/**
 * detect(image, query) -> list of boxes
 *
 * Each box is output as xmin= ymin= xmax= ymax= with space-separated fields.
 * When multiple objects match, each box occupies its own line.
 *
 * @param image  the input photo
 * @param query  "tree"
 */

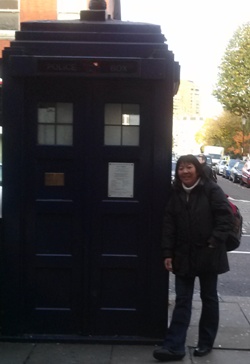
xmin=195 ymin=111 xmax=249 ymax=157
xmin=213 ymin=22 xmax=250 ymax=118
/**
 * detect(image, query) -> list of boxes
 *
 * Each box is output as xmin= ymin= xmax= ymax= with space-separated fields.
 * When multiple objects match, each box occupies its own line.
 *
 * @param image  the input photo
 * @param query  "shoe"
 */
xmin=193 ymin=347 xmax=212 ymax=357
xmin=153 ymin=347 xmax=185 ymax=361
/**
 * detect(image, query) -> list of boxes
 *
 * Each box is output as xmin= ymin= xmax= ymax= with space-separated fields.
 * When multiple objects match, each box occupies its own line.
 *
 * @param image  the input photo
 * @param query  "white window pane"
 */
xmin=105 ymin=104 xmax=121 ymax=125
xmin=38 ymin=107 xmax=56 ymax=124
xmin=122 ymin=113 xmax=140 ymax=126
xmin=38 ymin=125 xmax=55 ymax=145
xmin=57 ymin=103 xmax=73 ymax=124
xmin=105 ymin=126 xmax=121 ymax=145
xmin=0 ymin=12 xmax=19 ymax=30
xmin=56 ymin=125 xmax=73 ymax=145
xmin=122 ymin=104 xmax=140 ymax=126
xmin=57 ymin=0 xmax=83 ymax=12
xmin=0 ymin=1 xmax=18 ymax=10
xmin=122 ymin=126 xmax=140 ymax=146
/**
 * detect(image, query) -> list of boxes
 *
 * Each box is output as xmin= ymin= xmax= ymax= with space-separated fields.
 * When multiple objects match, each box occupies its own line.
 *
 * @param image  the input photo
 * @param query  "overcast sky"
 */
xmin=121 ymin=0 xmax=250 ymax=116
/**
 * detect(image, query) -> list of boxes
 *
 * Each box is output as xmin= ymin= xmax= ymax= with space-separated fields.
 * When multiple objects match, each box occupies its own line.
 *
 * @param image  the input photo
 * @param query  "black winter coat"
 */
xmin=162 ymin=178 xmax=233 ymax=276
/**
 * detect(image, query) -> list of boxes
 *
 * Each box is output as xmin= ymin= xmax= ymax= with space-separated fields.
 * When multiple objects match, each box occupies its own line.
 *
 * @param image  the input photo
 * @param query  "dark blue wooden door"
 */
xmin=17 ymin=78 xmax=157 ymax=336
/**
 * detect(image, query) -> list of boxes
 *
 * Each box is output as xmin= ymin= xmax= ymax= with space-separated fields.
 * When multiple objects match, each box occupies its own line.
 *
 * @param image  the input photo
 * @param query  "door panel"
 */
xmin=23 ymin=78 xmax=153 ymax=336
xmin=88 ymin=82 xmax=152 ymax=335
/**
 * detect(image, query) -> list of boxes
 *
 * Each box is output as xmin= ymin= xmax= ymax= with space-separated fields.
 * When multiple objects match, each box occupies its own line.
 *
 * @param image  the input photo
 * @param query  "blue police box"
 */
xmin=1 ymin=7 xmax=179 ymax=340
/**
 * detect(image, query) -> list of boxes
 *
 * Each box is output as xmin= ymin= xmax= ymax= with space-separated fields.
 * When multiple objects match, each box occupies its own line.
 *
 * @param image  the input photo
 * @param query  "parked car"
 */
xmin=241 ymin=161 xmax=250 ymax=187
xmin=215 ymin=159 xmax=227 ymax=175
xmin=222 ymin=159 xmax=238 ymax=179
xmin=229 ymin=160 xmax=245 ymax=183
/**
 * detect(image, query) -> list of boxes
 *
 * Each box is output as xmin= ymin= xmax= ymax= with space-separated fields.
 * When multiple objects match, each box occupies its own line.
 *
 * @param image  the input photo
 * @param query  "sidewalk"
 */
xmin=0 ymin=294 xmax=249 ymax=363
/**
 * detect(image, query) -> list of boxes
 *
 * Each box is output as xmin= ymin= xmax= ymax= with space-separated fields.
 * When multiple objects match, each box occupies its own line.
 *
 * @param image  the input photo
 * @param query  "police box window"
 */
xmin=0 ymin=0 xmax=19 ymax=31
xmin=37 ymin=102 xmax=73 ymax=146
xmin=104 ymin=103 xmax=140 ymax=146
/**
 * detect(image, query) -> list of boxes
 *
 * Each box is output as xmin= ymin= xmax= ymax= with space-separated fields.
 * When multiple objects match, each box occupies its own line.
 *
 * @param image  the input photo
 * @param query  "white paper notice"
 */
xmin=108 ymin=163 xmax=134 ymax=198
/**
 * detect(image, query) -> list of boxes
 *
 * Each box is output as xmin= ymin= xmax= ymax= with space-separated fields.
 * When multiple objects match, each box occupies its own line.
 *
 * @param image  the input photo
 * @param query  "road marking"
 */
xmin=228 ymin=197 xmax=250 ymax=203
xmin=229 ymin=251 xmax=250 ymax=254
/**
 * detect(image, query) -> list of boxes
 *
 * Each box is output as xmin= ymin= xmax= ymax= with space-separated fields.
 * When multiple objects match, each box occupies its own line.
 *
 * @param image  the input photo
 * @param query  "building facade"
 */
xmin=173 ymin=79 xmax=201 ymax=117
xmin=173 ymin=80 xmax=204 ymax=156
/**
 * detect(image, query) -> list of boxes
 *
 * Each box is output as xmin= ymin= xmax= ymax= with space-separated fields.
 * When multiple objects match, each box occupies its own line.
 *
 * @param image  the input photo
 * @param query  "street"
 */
xmin=217 ymin=174 xmax=250 ymax=234
xmin=169 ymin=175 xmax=250 ymax=297
xmin=217 ymin=175 xmax=250 ymax=297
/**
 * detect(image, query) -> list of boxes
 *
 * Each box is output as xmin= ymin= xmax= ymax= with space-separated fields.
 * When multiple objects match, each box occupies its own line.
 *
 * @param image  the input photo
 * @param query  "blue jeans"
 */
xmin=163 ymin=274 xmax=219 ymax=354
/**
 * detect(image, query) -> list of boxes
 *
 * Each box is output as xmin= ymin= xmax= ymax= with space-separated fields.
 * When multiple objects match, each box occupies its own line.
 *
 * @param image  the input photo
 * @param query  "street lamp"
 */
xmin=242 ymin=116 xmax=247 ymax=157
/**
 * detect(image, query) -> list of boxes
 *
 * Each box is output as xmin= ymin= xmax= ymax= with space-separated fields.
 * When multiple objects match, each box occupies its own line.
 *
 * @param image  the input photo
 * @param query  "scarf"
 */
xmin=182 ymin=178 xmax=201 ymax=201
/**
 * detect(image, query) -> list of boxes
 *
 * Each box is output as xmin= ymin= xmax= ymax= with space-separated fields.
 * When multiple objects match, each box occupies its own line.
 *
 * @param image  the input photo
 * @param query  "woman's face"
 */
xmin=178 ymin=162 xmax=199 ymax=187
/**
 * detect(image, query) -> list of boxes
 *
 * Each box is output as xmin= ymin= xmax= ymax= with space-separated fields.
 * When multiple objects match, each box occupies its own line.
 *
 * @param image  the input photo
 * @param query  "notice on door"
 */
xmin=108 ymin=163 xmax=134 ymax=198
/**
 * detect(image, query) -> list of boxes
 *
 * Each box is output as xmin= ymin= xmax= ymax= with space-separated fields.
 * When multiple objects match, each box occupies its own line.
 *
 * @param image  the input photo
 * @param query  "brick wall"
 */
xmin=0 ymin=0 xmax=57 ymax=58
xmin=20 ymin=0 xmax=57 ymax=22
xmin=0 ymin=40 xmax=10 ymax=60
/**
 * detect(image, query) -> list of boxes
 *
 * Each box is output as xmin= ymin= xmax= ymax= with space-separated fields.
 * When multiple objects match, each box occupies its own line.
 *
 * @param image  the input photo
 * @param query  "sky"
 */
xmin=121 ymin=0 xmax=250 ymax=117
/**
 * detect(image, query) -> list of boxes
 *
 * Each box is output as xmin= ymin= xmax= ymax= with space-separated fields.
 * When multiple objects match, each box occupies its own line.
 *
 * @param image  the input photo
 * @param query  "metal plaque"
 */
xmin=108 ymin=162 xmax=134 ymax=198
xmin=45 ymin=173 xmax=65 ymax=186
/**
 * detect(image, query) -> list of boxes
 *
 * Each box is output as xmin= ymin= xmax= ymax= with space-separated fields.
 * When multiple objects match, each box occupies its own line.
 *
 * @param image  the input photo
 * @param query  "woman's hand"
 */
xmin=164 ymin=258 xmax=173 ymax=272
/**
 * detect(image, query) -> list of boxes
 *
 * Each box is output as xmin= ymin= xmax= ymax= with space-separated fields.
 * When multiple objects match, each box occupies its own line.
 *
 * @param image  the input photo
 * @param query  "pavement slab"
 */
xmin=0 ymin=342 xmax=34 ymax=364
xmin=27 ymin=343 xmax=112 ymax=364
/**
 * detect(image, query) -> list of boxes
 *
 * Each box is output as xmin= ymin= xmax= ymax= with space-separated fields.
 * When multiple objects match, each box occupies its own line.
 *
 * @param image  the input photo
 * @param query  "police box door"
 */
xmin=22 ymin=77 xmax=155 ymax=336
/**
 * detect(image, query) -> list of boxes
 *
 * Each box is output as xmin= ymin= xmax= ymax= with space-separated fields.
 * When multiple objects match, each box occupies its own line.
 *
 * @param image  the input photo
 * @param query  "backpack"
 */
xmin=226 ymin=198 xmax=243 ymax=251
xmin=204 ymin=186 xmax=243 ymax=251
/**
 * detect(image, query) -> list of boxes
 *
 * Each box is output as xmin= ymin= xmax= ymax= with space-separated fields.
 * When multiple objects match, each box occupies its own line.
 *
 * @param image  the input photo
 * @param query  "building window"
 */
xmin=0 ymin=0 xmax=19 ymax=29
xmin=0 ymin=0 xmax=18 ymax=10
xmin=104 ymin=103 xmax=140 ymax=146
xmin=57 ymin=0 xmax=85 ymax=20
xmin=38 ymin=103 xmax=73 ymax=146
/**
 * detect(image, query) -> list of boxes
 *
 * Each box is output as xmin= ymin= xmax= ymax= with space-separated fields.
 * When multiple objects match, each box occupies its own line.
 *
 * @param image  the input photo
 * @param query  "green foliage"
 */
xmin=195 ymin=111 xmax=250 ymax=156
xmin=213 ymin=22 xmax=250 ymax=117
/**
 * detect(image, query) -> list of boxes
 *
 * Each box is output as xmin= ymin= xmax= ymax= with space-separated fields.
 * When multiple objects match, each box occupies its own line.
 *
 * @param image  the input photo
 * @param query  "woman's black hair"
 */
xmin=174 ymin=154 xmax=206 ymax=186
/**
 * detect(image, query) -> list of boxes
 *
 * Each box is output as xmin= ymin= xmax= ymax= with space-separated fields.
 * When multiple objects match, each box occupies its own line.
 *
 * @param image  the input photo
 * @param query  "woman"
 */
xmin=153 ymin=154 xmax=233 ymax=362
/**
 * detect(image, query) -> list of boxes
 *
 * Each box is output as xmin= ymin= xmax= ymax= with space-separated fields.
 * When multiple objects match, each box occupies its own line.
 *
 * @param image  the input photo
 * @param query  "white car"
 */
xmin=216 ymin=160 xmax=227 ymax=175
